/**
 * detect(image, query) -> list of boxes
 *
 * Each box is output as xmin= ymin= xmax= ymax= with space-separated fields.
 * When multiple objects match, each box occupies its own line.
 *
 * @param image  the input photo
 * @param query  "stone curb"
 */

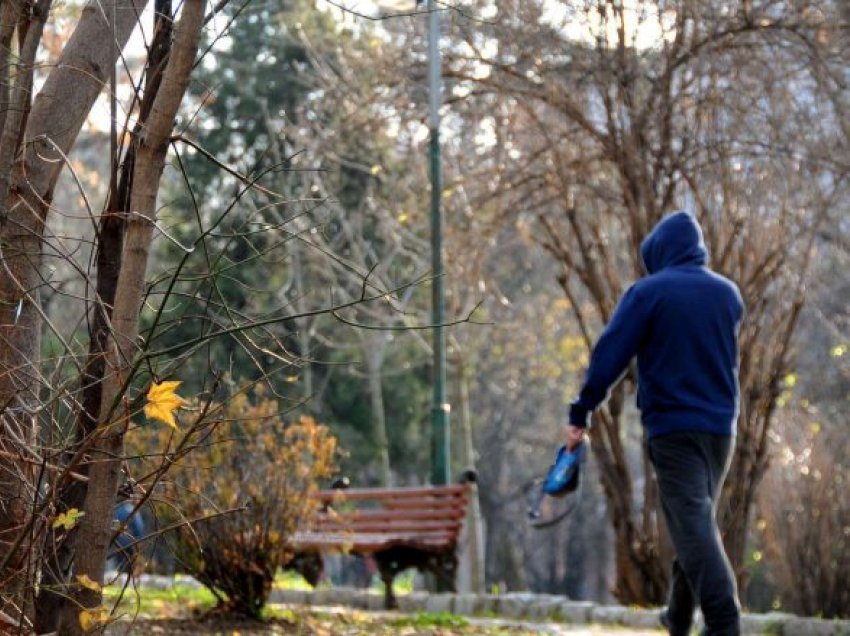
xmin=268 ymin=588 xmax=850 ymax=635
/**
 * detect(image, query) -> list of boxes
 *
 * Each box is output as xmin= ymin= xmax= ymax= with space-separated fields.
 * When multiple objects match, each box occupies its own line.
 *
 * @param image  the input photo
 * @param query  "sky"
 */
xmin=84 ymin=0 xmax=673 ymax=134
xmin=317 ymin=0 xmax=673 ymax=49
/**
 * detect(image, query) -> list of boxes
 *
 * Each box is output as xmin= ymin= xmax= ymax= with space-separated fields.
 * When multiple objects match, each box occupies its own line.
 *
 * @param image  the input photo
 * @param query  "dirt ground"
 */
xmin=104 ymin=606 xmax=665 ymax=635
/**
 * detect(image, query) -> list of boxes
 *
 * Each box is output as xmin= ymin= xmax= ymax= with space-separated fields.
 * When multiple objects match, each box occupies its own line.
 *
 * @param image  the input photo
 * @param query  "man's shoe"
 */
xmin=660 ymin=610 xmax=673 ymax=633
xmin=660 ymin=609 xmax=691 ymax=636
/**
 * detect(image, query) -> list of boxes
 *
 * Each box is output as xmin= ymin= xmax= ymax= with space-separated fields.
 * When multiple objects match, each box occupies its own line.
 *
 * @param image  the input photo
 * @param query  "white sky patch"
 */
xmin=542 ymin=0 xmax=676 ymax=50
xmin=85 ymin=2 xmax=155 ymax=134
xmin=319 ymin=0 xmax=674 ymax=51
xmin=360 ymin=0 xmax=416 ymax=10
xmin=79 ymin=0 xmax=676 ymax=148
xmin=474 ymin=117 xmax=496 ymax=155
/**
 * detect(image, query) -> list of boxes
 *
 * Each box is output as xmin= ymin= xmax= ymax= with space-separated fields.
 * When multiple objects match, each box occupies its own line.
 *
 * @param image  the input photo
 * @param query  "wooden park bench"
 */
xmin=287 ymin=482 xmax=472 ymax=609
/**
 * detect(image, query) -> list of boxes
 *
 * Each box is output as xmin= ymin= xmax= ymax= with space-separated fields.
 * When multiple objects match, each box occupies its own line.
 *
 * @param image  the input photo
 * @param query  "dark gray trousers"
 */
xmin=649 ymin=432 xmax=741 ymax=636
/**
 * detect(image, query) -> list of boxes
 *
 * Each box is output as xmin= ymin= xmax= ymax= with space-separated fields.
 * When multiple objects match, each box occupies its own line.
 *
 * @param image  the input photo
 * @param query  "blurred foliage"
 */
xmin=749 ymin=229 xmax=850 ymax=617
xmin=755 ymin=403 xmax=850 ymax=618
xmin=144 ymin=0 xmax=336 ymax=400
xmin=143 ymin=0 xmax=435 ymax=488
xmin=127 ymin=388 xmax=337 ymax=618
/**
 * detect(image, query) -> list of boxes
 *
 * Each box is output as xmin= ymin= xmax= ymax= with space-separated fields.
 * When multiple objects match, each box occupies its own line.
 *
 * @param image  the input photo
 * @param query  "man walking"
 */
xmin=565 ymin=210 xmax=743 ymax=636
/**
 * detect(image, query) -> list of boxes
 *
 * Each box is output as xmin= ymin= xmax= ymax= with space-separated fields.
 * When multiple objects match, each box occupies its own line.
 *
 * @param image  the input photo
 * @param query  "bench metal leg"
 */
xmin=375 ymin=554 xmax=400 ymax=609
xmin=433 ymin=552 xmax=458 ymax=592
xmin=284 ymin=552 xmax=324 ymax=587
xmin=374 ymin=547 xmax=459 ymax=609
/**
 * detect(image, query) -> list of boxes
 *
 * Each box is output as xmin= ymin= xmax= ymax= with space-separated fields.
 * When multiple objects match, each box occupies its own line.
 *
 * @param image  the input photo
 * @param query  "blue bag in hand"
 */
xmin=541 ymin=441 xmax=586 ymax=497
xmin=527 ymin=441 xmax=587 ymax=526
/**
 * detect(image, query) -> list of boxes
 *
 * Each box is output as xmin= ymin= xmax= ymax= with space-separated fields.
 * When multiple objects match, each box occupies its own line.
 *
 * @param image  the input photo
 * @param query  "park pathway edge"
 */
xmin=268 ymin=587 xmax=850 ymax=636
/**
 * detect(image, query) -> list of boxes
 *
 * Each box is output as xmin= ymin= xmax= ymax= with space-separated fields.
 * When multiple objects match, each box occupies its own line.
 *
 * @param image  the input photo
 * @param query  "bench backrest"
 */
xmin=299 ymin=484 xmax=470 ymax=550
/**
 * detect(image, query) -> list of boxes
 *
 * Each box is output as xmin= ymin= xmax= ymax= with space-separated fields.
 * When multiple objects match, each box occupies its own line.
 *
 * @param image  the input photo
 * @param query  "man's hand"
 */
xmin=565 ymin=424 xmax=587 ymax=451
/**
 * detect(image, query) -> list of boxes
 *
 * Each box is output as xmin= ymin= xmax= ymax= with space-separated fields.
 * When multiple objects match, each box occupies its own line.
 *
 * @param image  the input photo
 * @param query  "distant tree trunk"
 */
xmin=293 ymin=246 xmax=315 ymax=398
xmin=455 ymin=354 xmax=485 ymax=593
xmin=262 ymin=110 xmax=315 ymax=403
xmin=366 ymin=343 xmax=392 ymax=486
xmin=0 ymin=0 xmax=147 ymax=620
xmin=585 ymin=393 xmax=668 ymax=602
xmin=57 ymin=1 xmax=206 ymax=631
xmin=718 ymin=273 xmax=807 ymax=576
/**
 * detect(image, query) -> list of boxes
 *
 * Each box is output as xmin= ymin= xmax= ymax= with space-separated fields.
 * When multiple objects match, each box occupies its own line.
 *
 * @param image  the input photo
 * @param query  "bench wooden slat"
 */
xmin=310 ymin=520 xmax=462 ymax=534
xmin=315 ymin=508 xmax=466 ymax=523
xmin=291 ymin=530 xmax=456 ymax=544
xmin=310 ymin=484 xmax=468 ymax=502
xmin=288 ymin=481 xmax=473 ymax=611
xmin=290 ymin=531 xmax=455 ymax=554
xmin=314 ymin=515 xmax=463 ymax=526
xmin=381 ymin=501 xmax=468 ymax=513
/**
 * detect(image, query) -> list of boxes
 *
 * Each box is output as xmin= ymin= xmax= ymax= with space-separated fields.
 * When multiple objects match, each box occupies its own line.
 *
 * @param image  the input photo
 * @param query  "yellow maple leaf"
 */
xmin=76 ymin=574 xmax=101 ymax=592
xmin=52 ymin=508 xmax=84 ymax=531
xmin=78 ymin=605 xmax=110 ymax=631
xmin=144 ymin=380 xmax=185 ymax=429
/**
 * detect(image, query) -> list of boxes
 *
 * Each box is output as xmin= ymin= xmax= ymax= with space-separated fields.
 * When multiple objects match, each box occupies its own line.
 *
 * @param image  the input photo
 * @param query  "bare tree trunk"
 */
xmin=0 ymin=4 xmax=52 ymax=620
xmin=719 ymin=288 xmax=806 ymax=581
xmin=57 ymin=1 xmax=206 ymax=631
xmin=366 ymin=343 xmax=392 ymax=486
xmin=34 ymin=2 xmax=174 ymax=629
xmin=261 ymin=108 xmax=316 ymax=404
xmin=589 ymin=407 xmax=668 ymax=603
xmin=455 ymin=355 xmax=485 ymax=593
xmin=0 ymin=0 xmax=148 ymax=618
xmin=293 ymin=246 xmax=314 ymax=399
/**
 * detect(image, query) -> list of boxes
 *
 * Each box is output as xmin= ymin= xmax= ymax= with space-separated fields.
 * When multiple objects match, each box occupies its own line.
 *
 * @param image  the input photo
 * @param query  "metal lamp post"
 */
xmin=375 ymin=7 xmax=483 ymax=592
xmin=425 ymin=0 xmax=450 ymax=487
xmin=373 ymin=0 xmax=449 ymax=486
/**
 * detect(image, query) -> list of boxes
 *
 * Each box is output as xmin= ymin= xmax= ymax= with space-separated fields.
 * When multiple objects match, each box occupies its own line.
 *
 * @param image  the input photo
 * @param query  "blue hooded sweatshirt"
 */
xmin=568 ymin=211 xmax=744 ymax=439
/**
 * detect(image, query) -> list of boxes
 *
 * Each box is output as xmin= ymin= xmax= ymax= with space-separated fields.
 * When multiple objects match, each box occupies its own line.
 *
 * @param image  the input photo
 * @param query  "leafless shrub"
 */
xmin=757 ymin=406 xmax=850 ymax=618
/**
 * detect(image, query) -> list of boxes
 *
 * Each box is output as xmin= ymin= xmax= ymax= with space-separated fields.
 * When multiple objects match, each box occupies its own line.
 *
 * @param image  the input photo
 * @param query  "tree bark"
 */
xmin=456 ymin=354 xmax=485 ymax=594
xmin=0 ymin=0 xmax=148 ymax=618
xmin=33 ymin=2 xmax=174 ymax=629
xmin=57 ymin=1 xmax=206 ymax=632
xmin=366 ymin=342 xmax=392 ymax=486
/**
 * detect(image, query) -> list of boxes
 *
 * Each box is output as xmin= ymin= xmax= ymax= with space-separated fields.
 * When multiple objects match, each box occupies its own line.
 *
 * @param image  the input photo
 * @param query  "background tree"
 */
xmin=756 ymin=404 xmax=850 ymax=618
xmin=172 ymin=2 xmax=444 ymax=487
xmin=441 ymin=0 xmax=848 ymax=603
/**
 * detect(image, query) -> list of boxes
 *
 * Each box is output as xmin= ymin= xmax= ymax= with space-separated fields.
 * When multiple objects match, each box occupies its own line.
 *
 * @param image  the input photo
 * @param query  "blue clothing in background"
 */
xmin=568 ymin=211 xmax=744 ymax=439
xmin=111 ymin=501 xmax=145 ymax=572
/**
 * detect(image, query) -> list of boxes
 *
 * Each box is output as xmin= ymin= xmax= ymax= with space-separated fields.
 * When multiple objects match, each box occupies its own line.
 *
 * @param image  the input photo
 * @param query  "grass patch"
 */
xmin=99 ymin=587 xmax=556 ymax=635
xmin=389 ymin=611 xmax=470 ymax=629
xmin=274 ymin=566 xmax=416 ymax=596
xmin=374 ymin=569 xmax=416 ymax=595
xmin=273 ymin=569 xmax=315 ymax=591
xmin=104 ymin=581 xmax=216 ymax=618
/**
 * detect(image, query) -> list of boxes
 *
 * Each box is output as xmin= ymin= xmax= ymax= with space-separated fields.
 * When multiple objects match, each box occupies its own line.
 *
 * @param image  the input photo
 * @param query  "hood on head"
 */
xmin=640 ymin=211 xmax=708 ymax=274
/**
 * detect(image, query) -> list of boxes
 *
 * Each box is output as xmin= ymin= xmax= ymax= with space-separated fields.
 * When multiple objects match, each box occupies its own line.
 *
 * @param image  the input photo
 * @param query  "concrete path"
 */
xmin=303 ymin=604 xmax=665 ymax=635
xmin=270 ymin=587 xmax=850 ymax=635
xmin=472 ymin=624 xmax=661 ymax=635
